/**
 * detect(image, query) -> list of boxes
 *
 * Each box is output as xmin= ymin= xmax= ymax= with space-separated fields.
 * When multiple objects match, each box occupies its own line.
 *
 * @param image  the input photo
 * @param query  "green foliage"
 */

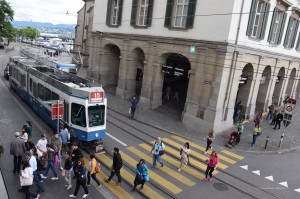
xmin=0 ymin=0 xmax=14 ymax=40
xmin=14 ymin=27 xmax=40 ymax=40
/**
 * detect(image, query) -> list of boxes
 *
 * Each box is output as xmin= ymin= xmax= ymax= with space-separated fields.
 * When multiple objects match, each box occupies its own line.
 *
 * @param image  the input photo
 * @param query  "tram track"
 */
xmin=106 ymin=111 xmax=282 ymax=199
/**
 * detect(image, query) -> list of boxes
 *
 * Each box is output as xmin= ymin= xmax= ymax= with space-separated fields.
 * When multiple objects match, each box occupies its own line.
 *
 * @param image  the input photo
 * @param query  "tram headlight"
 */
xmin=95 ymin=133 xmax=99 ymax=138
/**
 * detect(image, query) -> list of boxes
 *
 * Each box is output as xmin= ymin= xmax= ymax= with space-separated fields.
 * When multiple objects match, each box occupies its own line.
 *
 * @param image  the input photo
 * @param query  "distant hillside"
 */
xmin=12 ymin=21 xmax=75 ymax=30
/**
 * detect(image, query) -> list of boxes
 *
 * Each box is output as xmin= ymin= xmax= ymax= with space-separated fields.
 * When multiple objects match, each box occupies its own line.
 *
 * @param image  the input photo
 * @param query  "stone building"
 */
xmin=79 ymin=0 xmax=300 ymax=132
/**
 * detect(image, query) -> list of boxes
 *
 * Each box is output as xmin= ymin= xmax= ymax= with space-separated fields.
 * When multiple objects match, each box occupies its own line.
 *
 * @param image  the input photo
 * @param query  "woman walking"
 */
xmin=254 ymin=112 xmax=263 ymax=126
xmin=40 ymin=144 xmax=58 ymax=180
xmin=20 ymin=160 xmax=40 ymax=199
xmin=132 ymin=159 xmax=149 ymax=191
xmin=87 ymin=153 xmax=101 ymax=188
xmin=203 ymin=151 xmax=219 ymax=181
xmin=178 ymin=142 xmax=190 ymax=171
xmin=204 ymin=130 xmax=215 ymax=154
xmin=69 ymin=158 xmax=89 ymax=198
xmin=270 ymin=110 xmax=278 ymax=125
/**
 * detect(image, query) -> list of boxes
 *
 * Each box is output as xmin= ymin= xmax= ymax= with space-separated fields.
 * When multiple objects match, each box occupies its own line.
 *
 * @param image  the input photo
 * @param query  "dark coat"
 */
xmin=276 ymin=113 xmax=283 ymax=122
xmin=112 ymin=153 xmax=122 ymax=171
xmin=72 ymin=148 xmax=83 ymax=162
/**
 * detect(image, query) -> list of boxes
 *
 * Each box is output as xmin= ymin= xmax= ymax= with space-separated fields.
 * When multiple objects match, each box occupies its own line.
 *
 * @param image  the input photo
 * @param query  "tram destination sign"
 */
xmin=161 ymin=64 xmax=187 ymax=77
xmin=90 ymin=92 xmax=104 ymax=103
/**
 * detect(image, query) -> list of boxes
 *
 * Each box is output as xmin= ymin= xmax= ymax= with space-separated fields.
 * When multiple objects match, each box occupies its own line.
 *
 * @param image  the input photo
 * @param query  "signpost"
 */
xmin=52 ymin=101 xmax=64 ymax=134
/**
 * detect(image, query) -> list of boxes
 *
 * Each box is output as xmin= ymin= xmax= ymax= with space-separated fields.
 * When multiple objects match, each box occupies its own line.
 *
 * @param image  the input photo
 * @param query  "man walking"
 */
xmin=130 ymin=97 xmax=139 ymax=119
xmin=10 ymin=132 xmax=26 ymax=174
xmin=59 ymin=125 xmax=69 ymax=152
xmin=105 ymin=147 xmax=122 ymax=185
xmin=274 ymin=111 xmax=283 ymax=129
xmin=251 ymin=125 xmax=262 ymax=147
xmin=150 ymin=137 xmax=165 ymax=168
xmin=267 ymin=104 xmax=275 ymax=120
xmin=50 ymin=131 xmax=62 ymax=169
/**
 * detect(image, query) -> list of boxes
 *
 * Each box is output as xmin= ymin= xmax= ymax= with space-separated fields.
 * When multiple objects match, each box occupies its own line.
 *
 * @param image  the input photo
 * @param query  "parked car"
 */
xmin=4 ymin=65 xmax=9 ymax=80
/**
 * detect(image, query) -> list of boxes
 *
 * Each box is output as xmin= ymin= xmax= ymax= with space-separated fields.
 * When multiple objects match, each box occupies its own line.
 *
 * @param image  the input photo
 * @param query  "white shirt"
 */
xmin=21 ymin=167 xmax=33 ymax=178
xmin=21 ymin=133 xmax=28 ymax=142
xmin=36 ymin=138 xmax=47 ymax=152
xmin=181 ymin=147 xmax=190 ymax=159
xmin=28 ymin=156 xmax=37 ymax=172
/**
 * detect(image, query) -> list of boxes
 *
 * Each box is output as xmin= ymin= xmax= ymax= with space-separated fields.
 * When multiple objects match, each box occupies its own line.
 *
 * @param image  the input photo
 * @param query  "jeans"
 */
xmin=251 ymin=134 xmax=259 ymax=146
xmin=13 ymin=155 xmax=22 ymax=173
xmin=74 ymin=179 xmax=88 ymax=196
xmin=205 ymin=165 xmax=215 ymax=178
xmin=152 ymin=154 xmax=163 ymax=168
xmin=65 ymin=169 xmax=72 ymax=187
xmin=87 ymin=172 xmax=100 ymax=186
xmin=33 ymin=170 xmax=45 ymax=192
xmin=108 ymin=169 xmax=122 ymax=183
xmin=22 ymin=185 xmax=38 ymax=199
xmin=266 ymin=111 xmax=273 ymax=120
xmin=274 ymin=121 xmax=281 ymax=129
xmin=44 ymin=161 xmax=58 ymax=177
xmin=205 ymin=140 xmax=212 ymax=151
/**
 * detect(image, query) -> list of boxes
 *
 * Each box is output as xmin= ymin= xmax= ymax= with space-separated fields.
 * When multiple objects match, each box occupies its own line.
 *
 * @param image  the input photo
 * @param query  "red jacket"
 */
xmin=208 ymin=156 xmax=219 ymax=167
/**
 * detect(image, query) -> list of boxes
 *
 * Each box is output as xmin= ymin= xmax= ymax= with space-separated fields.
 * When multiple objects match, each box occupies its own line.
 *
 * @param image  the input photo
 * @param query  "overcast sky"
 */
xmin=8 ymin=0 xmax=85 ymax=24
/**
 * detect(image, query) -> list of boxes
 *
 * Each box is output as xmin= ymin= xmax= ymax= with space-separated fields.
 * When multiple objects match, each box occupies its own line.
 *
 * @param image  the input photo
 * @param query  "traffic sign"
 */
xmin=52 ymin=103 xmax=64 ymax=120
xmin=286 ymin=106 xmax=292 ymax=113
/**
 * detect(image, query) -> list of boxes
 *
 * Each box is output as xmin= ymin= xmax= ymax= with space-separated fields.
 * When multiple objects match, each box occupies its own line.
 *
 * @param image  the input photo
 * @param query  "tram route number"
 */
xmin=90 ymin=92 xmax=104 ymax=103
xmin=52 ymin=103 xmax=64 ymax=120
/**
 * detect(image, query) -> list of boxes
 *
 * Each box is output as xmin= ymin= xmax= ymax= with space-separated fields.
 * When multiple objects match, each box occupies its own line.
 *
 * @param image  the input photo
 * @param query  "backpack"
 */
xmin=95 ymin=162 xmax=101 ymax=173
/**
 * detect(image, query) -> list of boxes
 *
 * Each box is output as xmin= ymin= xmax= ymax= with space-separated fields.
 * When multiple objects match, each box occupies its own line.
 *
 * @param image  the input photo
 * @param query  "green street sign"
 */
xmin=190 ymin=45 xmax=196 ymax=54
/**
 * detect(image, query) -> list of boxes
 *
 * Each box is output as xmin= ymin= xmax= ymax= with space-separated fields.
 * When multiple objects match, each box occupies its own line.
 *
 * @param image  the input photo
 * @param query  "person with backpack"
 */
xmin=40 ymin=144 xmax=58 ymax=180
xmin=251 ymin=125 xmax=262 ymax=147
xmin=69 ymin=158 xmax=89 ymax=198
xmin=150 ymin=137 xmax=165 ymax=168
xmin=105 ymin=147 xmax=123 ymax=186
xmin=202 ymin=151 xmax=219 ymax=181
xmin=204 ymin=130 xmax=215 ymax=154
xmin=178 ymin=142 xmax=190 ymax=171
xmin=87 ymin=153 xmax=101 ymax=188
xmin=132 ymin=159 xmax=149 ymax=191
xmin=266 ymin=104 xmax=275 ymax=120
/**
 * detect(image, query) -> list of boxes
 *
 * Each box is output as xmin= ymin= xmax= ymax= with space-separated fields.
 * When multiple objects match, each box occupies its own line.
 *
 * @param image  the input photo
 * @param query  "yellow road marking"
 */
xmin=84 ymin=157 xmax=134 ymax=199
xmin=150 ymin=141 xmax=218 ymax=174
xmin=120 ymin=152 xmax=182 ymax=194
xmin=221 ymin=150 xmax=244 ymax=160
xmin=95 ymin=154 xmax=164 ymax=199
xmin=161 ymin=138 xmax=228 ymax=170
xmin=127 ymin=146 xmax=196 ymax=187
xmin=172 ymin=136 xmax=237 ymax=164
xmin=140 ymin=143 xmax=205 ymax=179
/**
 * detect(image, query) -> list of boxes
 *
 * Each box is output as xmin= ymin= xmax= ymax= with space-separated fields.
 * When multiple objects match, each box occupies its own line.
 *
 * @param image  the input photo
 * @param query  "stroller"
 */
xmin=225 ymin=131 xmax=238 ymax=149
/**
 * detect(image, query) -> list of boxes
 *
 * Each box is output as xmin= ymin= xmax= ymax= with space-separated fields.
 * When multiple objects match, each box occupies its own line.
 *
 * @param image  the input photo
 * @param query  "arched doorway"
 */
xmin=285 ymin=68 xmax=296 ymax=97
xmin=273 ymin=67 xmax=285 ymax=105
xmin=102 ymin=44 xmax=121 ymax=95
xmin=234 ymin=63 xmax=254 ymax=120
xmin=130 ymin=48 xmax=145 ymax=96
xmin=160 ymin=53 xmax=191 ymax=117
xmin=256 ymin=66 xmax=271 ymax=111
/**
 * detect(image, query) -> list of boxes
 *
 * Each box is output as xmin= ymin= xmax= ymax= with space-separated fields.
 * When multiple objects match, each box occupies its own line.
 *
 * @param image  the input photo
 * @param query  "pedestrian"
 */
xmin=21 ymin=128 xmax=29 ymax=150
xmin=71 ymin=142 xmax=83 ymax=169
xmin=87 ymin=153 xmax=101 ymax=188
xmin=36 ymin=134 xmax=48 ymax=169
xmin=251 ymin=125 xmax=262 ymax=147
xmin=132 ymin=159 xmax=149 ymax=191
xmin=50 ymin=131 xmax=62 ymax=170
xmin=266 ymin=104 xmax=275 ymax=120
xmin=25 ymin=151 xmax=45 ymax=194
xmin=69 ymin=158 xmax=89 ymax=198
xmin=178 ymin=142 xmax=190 ymax=171
xmin=270 ymin=110 xmax=278 ymax=125
xmin=236 ymin=122 xmax=244 ymax=144
xmin=68 ymin=129 xmax=77 ymax=149
xmin=63 ymin=150 xmax=73 ymax=190
xmin=150 ymin=137 xmax=165 ymax=168
xmin=129 ymin=97 xmax=139 ymax=119
xmin=202 ymin=151 xmax=219 ymax=181
xmin=20 ymin=160 xmax=40 ymax=199
xmin=234 ymin=101 xmax=243 ymax=122
xmin=26 ymin=121 xmax=32 ymax=138
xmin=59 ymin=125 xmax=69 ymax=152
xmin=204 ymin=130 xmax=215 ymax=154
xmin=10 ymin=131 xmax=26 ymax=174
xmin=40 ymin=144 xmax=58 ymax=180
xmin=105 ymin=147 xmax=122 ymax=185
xmin=274 ymin=111 xmax=283 ymax=129
xmin=254 ymin=112 xmax=263 ymax=126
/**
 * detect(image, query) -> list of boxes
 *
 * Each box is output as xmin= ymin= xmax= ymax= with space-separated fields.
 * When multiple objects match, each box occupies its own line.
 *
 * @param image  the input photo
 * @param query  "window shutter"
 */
xmin=117 ymin=0 xmax=124 ymax=26
xmin=146 ymin=0 xmax=154 ymax=27
xmin=185 ymin=0 xmax=197 ymax=28
xmin=283 ymin=17 xmax=292 ymax=47
xmin=296 ymin=33 xmax=300 ymax=50
xmin=268 ymin=8 xmax=277 ymax=42
xmin=277 ymin=12 xmax=287 ymax=45
xmin=164 ymin=0 xmax=173 ymax=27
xmin=259 ymin=3 xmax=270 ymax=39
xmin=291 ymin=21 xmax=299 ymax=48
xmin=246 ymin=0 xmax=258 ymax=36
xmin=130 ymin=0 xmax=138 ymax=26
xmin=106 ymin=0 xmax=112 ymax=26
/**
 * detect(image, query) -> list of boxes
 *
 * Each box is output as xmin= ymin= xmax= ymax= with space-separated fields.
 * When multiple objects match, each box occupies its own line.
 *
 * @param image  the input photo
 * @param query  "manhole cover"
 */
xmin=213 ymin=183 xmax=229 ymax=191
xmin=0 ymin=119 xmax=11 ymax=123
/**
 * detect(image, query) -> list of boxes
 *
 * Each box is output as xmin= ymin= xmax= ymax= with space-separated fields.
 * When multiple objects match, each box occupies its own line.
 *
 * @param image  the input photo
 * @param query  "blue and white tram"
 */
xmin=8 ymin=56 xmax=106 ymax=146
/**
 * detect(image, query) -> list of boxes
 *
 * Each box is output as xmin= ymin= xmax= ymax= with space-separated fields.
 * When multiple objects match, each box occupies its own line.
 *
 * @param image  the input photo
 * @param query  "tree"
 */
xmin=22 ymin=27 xmax=39 ymax=40
xmin=0 ymin=0 xmax=14 ymax=40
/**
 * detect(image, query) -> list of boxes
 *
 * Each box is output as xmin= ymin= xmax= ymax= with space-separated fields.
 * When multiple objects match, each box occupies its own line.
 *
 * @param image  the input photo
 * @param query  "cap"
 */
xmin=114 ymin=147 xmax=119 ymax=153
xmin=15 ymin=132 xmax=21 ymax=137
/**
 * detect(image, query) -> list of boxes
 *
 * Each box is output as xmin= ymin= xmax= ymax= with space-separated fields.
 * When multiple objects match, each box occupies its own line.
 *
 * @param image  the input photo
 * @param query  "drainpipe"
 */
xmin=223 ymin=0 xmax=245 ymax=120
xmin=81 ymin=1 xmax=87 ymax=57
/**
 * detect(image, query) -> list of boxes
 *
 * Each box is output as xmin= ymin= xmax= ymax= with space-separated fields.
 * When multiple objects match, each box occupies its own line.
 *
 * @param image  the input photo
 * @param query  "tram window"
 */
xmin=71 ymin=103 xmax=86 ymax=127
xmin=52 ymin=92 xmax=59 ymax=100
xmin=45 ymin=87 xmax=51 ymax=101
xmin=16 ymin=70 xmax=19 ymax=81
xmin=38 ymin=83 xmax=45 ymax=100
xmin=30 ymin=78 xmax=32 ymax=92
xmin=33 ymin=82 xmax=38 ymax=98
xmin=88 ymin=105 xmax=105 ymax=127
xmin=64 ymin=102 xmax=69 ymax=123
xmin=21 ymin=74 xmax=26 ymax=88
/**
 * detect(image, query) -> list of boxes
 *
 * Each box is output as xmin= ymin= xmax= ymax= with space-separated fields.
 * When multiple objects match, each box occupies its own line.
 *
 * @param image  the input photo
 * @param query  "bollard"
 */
xmin=264 ymin=136 xmax=269 ymax=149
xmin=278 ymin=135 xmax=284 ymax=148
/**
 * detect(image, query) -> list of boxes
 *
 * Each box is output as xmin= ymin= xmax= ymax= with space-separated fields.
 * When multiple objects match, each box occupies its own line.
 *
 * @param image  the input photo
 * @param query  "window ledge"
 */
xmin=106 ymin=24 xmax=119 ymax=28
xmin=248 ymin=37 xmax=263 ymax=42
xmin=132 ymin=25 xmax=149 ymax=29
xmin=167 ymin=27 xmax=189 ymax=32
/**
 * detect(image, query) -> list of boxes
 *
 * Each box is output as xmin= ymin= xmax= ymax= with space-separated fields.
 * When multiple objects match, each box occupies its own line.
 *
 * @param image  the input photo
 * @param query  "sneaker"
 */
xmin=69 ymin=194 xmax=76 ymax=198
xmin=35 ymin=194 xmax=40 ymax=199
xmin=82 ymin=194 xmax=89 ymax=198
xmin=86 ymin=184 xmax=90 ymax=187
xmin=39 ymin=180 xmax=43 ymax=183
xmin=204 ymin=151 xmax=207 ymax=154
xmin=208 ymin=178 xmax=212 ymax=181
xmin=105 ymin=179 xmax=110 ymax=183
xmin=51 ymin=177 xmax=58 ymax=180
xmin=178 ymin=168 xmax=181 ymax=171
xmin=161 ymin=164 xmax=164 ymax=167
xmin=40 ymin=174 xmax=47 ymax=179
xmin=96 ymin=184 xmax=102 ymax=188
xmin=116 ymin=182 xmax=120 ymax=186
xmin=65 ymin=185 xmax=69 ymax=188
xmin=184 ymin=162 xmax=188 ymax=165
xmin=67 ymin=185 xmax=72 ymax=190
xmin=202 ymin=178 xmax=207 ymax=181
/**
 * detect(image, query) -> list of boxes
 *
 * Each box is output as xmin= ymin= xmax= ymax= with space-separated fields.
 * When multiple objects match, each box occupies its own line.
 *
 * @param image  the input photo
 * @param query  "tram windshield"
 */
xmin=88 ymin=105 xmax=105 ymax=127
xmin=71 ymin=103 xmax=86 ymax=127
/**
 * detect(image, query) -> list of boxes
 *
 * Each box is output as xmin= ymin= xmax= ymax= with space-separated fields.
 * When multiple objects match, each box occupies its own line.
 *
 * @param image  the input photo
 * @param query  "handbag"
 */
xmin=20 ymin=174 xmax=33 ymax=186
xmin=54 ymin=154 xmax=60 ymax=167
xmin=95 ymin=163 xmax=101 ymax=173
xmin=159 ymin=150 xmax=165 ymax=156
xmin=61 ymin=169 xmax=66 ymax=177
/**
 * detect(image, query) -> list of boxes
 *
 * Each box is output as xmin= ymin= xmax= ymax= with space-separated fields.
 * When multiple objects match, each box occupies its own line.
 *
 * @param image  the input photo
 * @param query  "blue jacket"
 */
xmin=135 ymin=164 xmax=149 ymax=182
